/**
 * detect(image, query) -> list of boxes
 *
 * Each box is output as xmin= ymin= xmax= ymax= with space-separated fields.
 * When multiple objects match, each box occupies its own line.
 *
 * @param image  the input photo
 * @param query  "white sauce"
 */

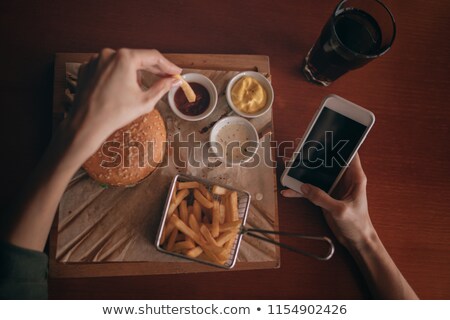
xmin=216 ymin=123 xmax=255 ymax=162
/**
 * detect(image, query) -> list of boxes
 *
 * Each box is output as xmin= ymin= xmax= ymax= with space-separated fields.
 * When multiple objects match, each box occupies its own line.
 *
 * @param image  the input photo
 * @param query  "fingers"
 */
xmin=97 ymin=48 xmax=115 ymax=69
xmin=350 ymin=153 xmax=362 ymax=172
xmin=78 ymin=52 xmax=102 ymax=85
xmin=89 ymin=53 xmax=99 ymax=63
xmin=300 ymin=183 xmax=342 ymax=212
xmin=141 ymin=76 xmax=181 ymax=112
xmin=77 ymin=62 xmax=94 ymax=88
xmin=125 ymin=49 xmax=182 ymax=76
xmin=91 ymin=48 xmax=182 ymax=76
xmin=77 ymin=63 xmax=87 ymax=82
xmin=280 ymin=183 xmax=343 ymax=212
xmin=348 ymin=153 xmax=367 ymax=187
xmin=280 ymin=189 xmax=303 ymax=198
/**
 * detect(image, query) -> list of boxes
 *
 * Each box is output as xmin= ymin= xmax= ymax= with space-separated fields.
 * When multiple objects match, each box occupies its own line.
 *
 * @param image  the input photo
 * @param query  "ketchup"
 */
xmin=174 ymin=82 xmax=210 ymax=116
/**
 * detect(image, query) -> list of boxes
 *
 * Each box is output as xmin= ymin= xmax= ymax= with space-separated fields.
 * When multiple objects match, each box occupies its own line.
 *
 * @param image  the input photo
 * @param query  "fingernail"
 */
xmin=280 ymin=190 xmax=292 ymax=196
xmin=280 ymin=189 xmax=304 ymax=198
xmin=300 ymin=184 xmax=310 ymax=195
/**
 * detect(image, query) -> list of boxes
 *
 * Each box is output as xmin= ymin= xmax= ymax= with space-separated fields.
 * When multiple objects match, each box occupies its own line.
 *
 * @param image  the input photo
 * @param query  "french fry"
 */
xmin=175 ymin=189 xmax=190 ymax=203
xmin=200 ymin=224 xmax=218 ymax=246
xmin=175 ymin=235 xmax=195 ymax=248
xmin=216 ymin=231 xmax=237 ymax=246
xmin=219 ymin=220 xmax=242 ymax=233
xmin=224 ymin=193 xmax=232 ymax=222
xmin=168 ymin=189 xmax=189 ymax=215
xmin=198 ymin=250 xmax=227 ymax=264
xmin=170 ymin=215 xmax=202 ymax=244
xmin=179 ymin=200 xmax=188 ymax=224
xmin=167 ymin=207 xmax=178 ymax=232
xmin=186 ymin=246 xmax=203 ymax=258
xmin=179 ymin=202 xmax=196 ymax=245
xmin=211 ymin=200 xmax=220 ymax=238
xmin=162 ymin=222 xmax=175 ymax=243
xmin=222 ymin=230 xmax=238 ymax=257
xmin=176 ymin=233 xmax=186 ymax=242
xmin=177 ymin=181 xmax=200 ymax=190
xmin=204 ymin=243 xmax=229 ymax=261
xmin=194 ymin=189 xmax=213 ymax=209
xmin=212 ymin=185 xmax=228 ymax=195
xmin=201 ymin=245 xmax=225 ymax=264
xmin=166 ymin=228 xmax=178 ymax=251
xmin=167 ymin=203 xmax=177 ymax=216
xmin=219 ymin=203 xmax=226 ymax=224
xmin=193 ymin=200 xmax=202 ymax=222
xmin=197 ymin=252 xmax=216 ymax=264
xmin=196 ymin=233 xmax=228 ymax=257
xmin=229 ymin=191 xmax=239 ymax=222
xmin=160 ymin=212 xmax=177 ymax=244
xmin=174 ymin=74 xmax=196 ymax=103
xmin=223 ymin=227 xmax=239 ymax=251
xmin=188 ymin=214 xmax=201 ymax=234
xmin=186 ymin=238 xmax=195 ymax=248
xmin=224 ymin=237 xmax=235 ymax=253
xmin=172 ymin=240 xmax=196 ymax=252
xmin=198 ymin=183 xmax=212 ymax=201
xmin=166 ymin=223 xmax=175 ymax=235
xmin=164 ymin=221 xmax=175 ymax=236
xmin=171 ymin=180 xmax=178 ymax=201
xmin=222 ymin=230 xmax=239 ymax=261
xmin=182 ymin=213 xmax=200 ymax=244
xmin=160 ymin=228 xmax=166 ymax=245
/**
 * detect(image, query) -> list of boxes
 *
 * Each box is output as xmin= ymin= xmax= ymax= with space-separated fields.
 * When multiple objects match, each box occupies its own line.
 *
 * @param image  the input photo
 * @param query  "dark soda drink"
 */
xmin=303 ymin=0 xmax=396 ymax=86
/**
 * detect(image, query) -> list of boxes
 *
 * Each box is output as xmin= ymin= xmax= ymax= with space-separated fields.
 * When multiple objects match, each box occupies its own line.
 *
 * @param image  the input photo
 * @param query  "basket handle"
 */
xmin=241 ymin=227 xmax=335 ymax=261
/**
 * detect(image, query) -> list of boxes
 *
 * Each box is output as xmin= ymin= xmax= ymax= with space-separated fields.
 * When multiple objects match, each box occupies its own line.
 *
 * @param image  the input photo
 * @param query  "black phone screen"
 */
xmin=287 ymin=107 xmax=367 ymax=192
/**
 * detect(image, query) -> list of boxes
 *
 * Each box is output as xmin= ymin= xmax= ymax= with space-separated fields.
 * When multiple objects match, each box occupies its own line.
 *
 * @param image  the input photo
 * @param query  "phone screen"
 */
xmin=287 ymin=107 xmax=367 ymax=192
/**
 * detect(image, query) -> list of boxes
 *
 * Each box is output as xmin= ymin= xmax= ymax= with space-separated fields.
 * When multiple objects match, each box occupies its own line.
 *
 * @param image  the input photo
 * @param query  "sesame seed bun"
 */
xmin=83 ymin=110 xmax=166 ymax=187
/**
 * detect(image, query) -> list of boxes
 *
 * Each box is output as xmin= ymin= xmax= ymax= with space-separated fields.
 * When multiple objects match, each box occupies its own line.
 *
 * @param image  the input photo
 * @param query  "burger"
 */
xmin=83 ymin=110 xmax=166 ymax=187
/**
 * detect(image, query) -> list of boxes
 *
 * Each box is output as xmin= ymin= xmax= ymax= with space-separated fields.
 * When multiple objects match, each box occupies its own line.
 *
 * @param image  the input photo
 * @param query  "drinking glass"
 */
xmin=303 ymin=0 xmax=396 ymax=86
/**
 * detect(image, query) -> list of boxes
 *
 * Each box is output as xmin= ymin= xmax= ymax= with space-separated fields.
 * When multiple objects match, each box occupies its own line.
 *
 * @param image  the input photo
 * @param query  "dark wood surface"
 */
xmin=0 ymin=0 xmax=449 ymax=299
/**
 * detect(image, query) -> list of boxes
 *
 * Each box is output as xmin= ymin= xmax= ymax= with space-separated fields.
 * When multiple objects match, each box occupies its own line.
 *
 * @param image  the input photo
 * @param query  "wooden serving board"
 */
xmin=49 ymin=53 xmax=279 ymax=278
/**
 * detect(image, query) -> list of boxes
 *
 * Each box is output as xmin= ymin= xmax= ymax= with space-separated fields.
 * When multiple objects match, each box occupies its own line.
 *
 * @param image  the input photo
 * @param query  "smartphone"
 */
xmin=281 ymin=94 xmax=375 ymax=194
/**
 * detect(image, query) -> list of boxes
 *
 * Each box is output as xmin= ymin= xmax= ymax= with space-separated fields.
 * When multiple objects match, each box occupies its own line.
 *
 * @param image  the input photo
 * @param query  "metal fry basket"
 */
xmin=155 ymin=174 xmax=251 ymax=269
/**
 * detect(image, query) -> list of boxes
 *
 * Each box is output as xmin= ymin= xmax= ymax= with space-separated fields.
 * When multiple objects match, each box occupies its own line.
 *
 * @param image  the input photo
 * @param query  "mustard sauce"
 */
xmin=231 ymin=76 xmax=267 ymax=113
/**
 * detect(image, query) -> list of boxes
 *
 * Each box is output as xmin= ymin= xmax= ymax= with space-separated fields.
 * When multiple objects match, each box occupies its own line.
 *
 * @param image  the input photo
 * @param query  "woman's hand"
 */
xmin=282 ymin=153 xmax=377 ymax=251
xmin=282 ymin=154 xmax=418 ymax=299
xmin=4 ymin=48 xmax=182 ymax=251
xmin=65 ymin=48 xmax=182 ymax=160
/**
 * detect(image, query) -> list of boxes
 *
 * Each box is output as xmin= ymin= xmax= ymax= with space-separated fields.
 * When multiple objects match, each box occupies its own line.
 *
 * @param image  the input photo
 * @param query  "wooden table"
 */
xmin=0 ymin=0 xmax=449 ymax=299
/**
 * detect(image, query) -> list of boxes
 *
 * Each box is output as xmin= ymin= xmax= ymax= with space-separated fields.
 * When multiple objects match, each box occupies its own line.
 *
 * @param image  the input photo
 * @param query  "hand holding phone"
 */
xmin=281 ymin=94 xmax=375 ymax=194
xmin=282 ymin=153 xmax=373 ymax=249
xmin=280 ymin=100 xmax=419 ymax=299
